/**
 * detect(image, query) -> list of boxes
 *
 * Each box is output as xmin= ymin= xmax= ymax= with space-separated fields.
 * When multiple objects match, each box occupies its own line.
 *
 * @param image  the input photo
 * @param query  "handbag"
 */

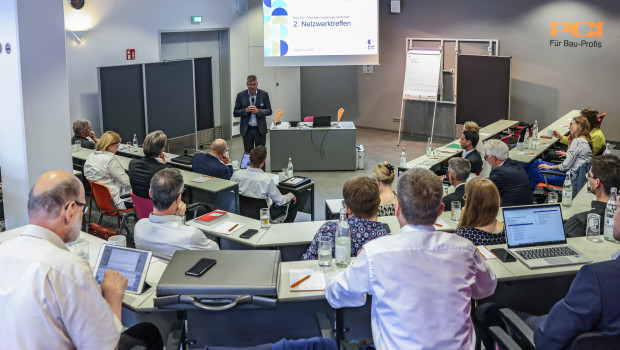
xmin=87 ymin=223 xmax=118 ymax=240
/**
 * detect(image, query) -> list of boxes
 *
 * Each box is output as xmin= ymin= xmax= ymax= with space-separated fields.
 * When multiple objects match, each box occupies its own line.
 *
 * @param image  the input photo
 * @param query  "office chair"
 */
xmin=536 ymin=158 xmax=590 ymax=201
xmin=88 ymin=180 xmax=136 ymax=236
xmin=130 ymin=193 xmax=208 ymax=221
xmin=239 ymin=195 xmax=289 ymax=224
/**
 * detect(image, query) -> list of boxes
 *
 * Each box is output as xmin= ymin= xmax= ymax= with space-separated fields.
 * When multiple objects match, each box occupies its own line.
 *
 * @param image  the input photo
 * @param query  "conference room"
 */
xmin=2 ymin=0 xmax=620 ymax=349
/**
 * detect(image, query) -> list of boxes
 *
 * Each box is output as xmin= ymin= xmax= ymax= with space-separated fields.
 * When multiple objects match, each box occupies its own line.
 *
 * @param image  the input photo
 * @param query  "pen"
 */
xmin=290 ymin=275 xmax=311 ymax=288
xmin=228 ymin=224 xmax=239 ymax=232
xmin=434 ymin=223 xmax=442 ymax=227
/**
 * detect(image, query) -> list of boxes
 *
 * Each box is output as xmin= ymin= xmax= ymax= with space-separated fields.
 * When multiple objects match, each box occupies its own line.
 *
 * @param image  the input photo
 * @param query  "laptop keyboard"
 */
xmin=516 ymin=246 xmax=578 ymax=260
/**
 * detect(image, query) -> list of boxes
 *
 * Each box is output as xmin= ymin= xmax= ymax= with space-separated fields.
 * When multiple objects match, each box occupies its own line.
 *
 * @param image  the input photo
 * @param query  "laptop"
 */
xmin=313 ymin=116 xmax=332 ymax=127
xmin=240 ymin=152 xmax=251 ymax=169
xmin=503 ymin=204 xmax=591 ymax=269
xmin=94 ymin=244 xmax=152 ymax=294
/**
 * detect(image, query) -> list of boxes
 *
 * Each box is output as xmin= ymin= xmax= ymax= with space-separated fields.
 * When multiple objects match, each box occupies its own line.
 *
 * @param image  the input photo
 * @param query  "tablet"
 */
xmin=93 ymin=244 xmax=152 ymax=294
xmin=240 ymin=153 xmax=251 ymax=169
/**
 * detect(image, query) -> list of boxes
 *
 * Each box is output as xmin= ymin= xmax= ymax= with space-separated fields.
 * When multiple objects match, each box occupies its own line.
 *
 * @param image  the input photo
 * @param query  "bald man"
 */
xmin=0 ymin=171 xmax=161 ymax=349
xmin=192 ymin=138 xmax=234 ymax=180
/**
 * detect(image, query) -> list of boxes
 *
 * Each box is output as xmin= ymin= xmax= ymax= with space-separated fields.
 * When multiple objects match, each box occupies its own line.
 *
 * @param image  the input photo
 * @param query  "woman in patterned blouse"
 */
xmin=455 ymin=177 xmax=506 ymax=246
xmin=370 ymin=162 xmax=397 ymax=216
xmin=301 ymin=177 xmax=387 ymax=260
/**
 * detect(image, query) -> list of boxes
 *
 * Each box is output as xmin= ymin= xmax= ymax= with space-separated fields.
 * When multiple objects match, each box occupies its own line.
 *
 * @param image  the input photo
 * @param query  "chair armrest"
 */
xmin=316 ymin=312 xmax=334 ymax=340
xmin=540 ymin=171 xmax=566 ymax=177
xmin=489 ymin=326 xmax=523 ymax=350
xmin=499 ymin=308 xmax=536 ymax=350
xmin=549 ymin=160 xmax=563 ymax=164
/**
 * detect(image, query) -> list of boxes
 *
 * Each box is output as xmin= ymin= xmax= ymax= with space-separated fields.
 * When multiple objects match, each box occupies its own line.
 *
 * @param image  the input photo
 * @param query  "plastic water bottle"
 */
xmin=225 ymin=147 xmax=230 ymax=157
xmin=335 ymin=208 xmax=351 ymax=268
xmin=287 ymin=158 xmax=294 ymax=178
xmin=400 ymin=147 xmax=407 ymax=167
xmin=604 ymin=187 xmax=618 ymax=242
xmin=132 ymin=134 xmax=138 ymax=152
xmin=523 ymin=127 xmax=531 ymax=149
xmin=604 ymin=143 xmax=611 ymax=155
xmin=531 ymin=121 xmax=539 ymax=149
xmin=426 ymin=138 xmax=432 ymax=157
xmin=562 ymin=171 xmax=572 ymax=207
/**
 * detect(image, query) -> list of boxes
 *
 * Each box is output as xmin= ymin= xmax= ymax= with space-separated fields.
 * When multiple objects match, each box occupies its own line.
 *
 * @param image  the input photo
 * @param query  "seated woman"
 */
xmin=544 ymin=108 xmax=605 ymax=161
xmin=84 ymin=131 xmax=132 ymax=209
xmin=301 ymin=177 xmax=387 ymax=260
xmin=369 ymin=162 xmax=397 ymax=216
xmin=524 ymin=115 xmax=592 ymax=189
xmin=455 ymin=177 xmax=506 ymax=246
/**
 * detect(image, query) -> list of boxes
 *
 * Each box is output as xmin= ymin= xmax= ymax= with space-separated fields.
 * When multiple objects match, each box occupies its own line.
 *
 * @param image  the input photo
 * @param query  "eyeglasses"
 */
xmin=586 ymin=172 xmax=597 ymax=180
xmin=65 ymin=200 xmax=88 ymax=214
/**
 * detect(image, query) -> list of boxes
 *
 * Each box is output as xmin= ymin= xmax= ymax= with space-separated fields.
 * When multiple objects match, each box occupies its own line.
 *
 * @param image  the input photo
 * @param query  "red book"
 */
xmin=194 ymin=210 xmax=228 ymax=226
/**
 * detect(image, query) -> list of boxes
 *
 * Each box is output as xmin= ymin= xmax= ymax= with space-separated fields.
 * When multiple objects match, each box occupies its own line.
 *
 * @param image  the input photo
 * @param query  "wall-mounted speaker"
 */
xmin=237 ymin=0 xmax=248 ymax=14
xmin=390 ymin=0 xmax=401 ymax=14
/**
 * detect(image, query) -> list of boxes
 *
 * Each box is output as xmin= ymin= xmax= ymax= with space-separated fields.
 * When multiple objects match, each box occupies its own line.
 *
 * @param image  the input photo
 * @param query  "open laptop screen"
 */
xmin=503 ymin=204 xmax=566 ymax=248
xmin=240 ymin=153 xmax=251 ymax=169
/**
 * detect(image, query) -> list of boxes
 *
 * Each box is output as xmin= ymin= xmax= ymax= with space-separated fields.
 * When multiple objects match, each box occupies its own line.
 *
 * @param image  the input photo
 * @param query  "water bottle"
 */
xmin=531 ymin=121 xmax=539 ymax=149
xmin=516 ymin=128 xmax=525 ymax=151
xmin=426 ymin=138 xmax=432 ymax=157
xmin=604 ymin=187 xmax=618 ymax=242
xmin=132 ymin=134 xmax=138 ymax=152
xmin=523 ymin=127 xmax=531 ymax=149
xmin=335 ymin=208 xmax=351 ymax=268
xmin=604 ymin=143 xmax=611 ymax=155
xmin=562 ymin=171 xmax=572 ymax=207
xmin=400 ymin=147 xmax=407 ymax=167
xmin=287 ymin=158 xmax=294 ymax=178
xmin=225 ymin=147 xmax=230 ymax=157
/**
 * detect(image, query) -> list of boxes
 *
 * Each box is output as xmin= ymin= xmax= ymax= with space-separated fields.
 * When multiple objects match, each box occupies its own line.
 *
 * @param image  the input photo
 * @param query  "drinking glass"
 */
xmin=260 ymin=208 xmax=271 ymax=228
xmin=548 ymin=192 xmax=559 ymax=204
xmin=586 ymin=213 xmax=602 ymax=243
xmin=451 ymin=201 xmax=461 ymax=221
xmin=108 ymin=235 xmax=127 ymax=247
xmin=318 ymin=236 xmax=332 ymax=267
xmin=72 ymin=140 xmax=81 ymax=153
xmin=67 ymin=238 xmax=89 ymax=261
xmin=126 ymin=142 xmax=132 ymax=152
xmin=443 ymin=184 xmax=449 ymax=196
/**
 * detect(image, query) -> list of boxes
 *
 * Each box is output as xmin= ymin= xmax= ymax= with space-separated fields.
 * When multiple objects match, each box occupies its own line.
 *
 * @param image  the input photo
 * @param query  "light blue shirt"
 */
xmin=231 ymin=167 xmax=294 ymax=206
xmin=248 ymin=91 xmax=258 ymax=127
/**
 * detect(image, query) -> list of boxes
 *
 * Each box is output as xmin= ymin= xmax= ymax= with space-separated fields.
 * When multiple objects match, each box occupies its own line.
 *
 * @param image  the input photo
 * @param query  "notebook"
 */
xmin=93 ymin=245 xmax=152 ymax=294
xmin=194 ymin=210 xmax=229 ymax=226
xmin=240 ymin=153 xmax=251 ymax=169
xmin=503 ymin=204 xmax=591 ymax=269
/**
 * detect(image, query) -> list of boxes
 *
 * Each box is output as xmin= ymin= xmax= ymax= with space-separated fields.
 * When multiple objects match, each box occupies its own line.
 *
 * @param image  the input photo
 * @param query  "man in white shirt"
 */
xmin=0 ymin=170 xmax=161 ymax=349
xmin=134 ymin=168 xmax=219 ymax=260
xmin=231 ymin=145 xmax=298 ymax=222
xmin=325 ymin=168 xmax=497 ymax=350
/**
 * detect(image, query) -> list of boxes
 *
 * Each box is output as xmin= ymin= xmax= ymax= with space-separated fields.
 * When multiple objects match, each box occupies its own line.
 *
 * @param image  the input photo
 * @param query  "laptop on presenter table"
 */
xmin=313 ymin=116 xmax=332 ymax=127
xmin=503 ymin=204 xmax=591 ymax=269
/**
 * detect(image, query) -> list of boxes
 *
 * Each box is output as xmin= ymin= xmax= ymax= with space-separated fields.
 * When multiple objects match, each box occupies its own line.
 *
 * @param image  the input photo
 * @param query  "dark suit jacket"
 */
xmin=564 ymin=200 xmax=606 ymax=237
xmin=489 ymin=158 xmax=533 ymax=207
xmin=233 ymin=89 xmax=272 ymax=136
xmin=71 ymin=135 xmax=95 ymax=150
xmin=535 ymin=256 xmax=620 ymax=349
xmin=128 ymin=157 xmax=169 ymax=198
xmin=465 ymin=149 xmax=483 ymax=174
xmin=442 ymin=184 xmax=465 ymax=211
xmin=192 ymin=152 xmax=233 ymax=180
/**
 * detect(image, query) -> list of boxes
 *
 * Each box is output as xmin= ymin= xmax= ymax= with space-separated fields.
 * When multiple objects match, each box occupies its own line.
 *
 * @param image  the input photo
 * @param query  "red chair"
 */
xmin=130 ymin=193 xmax=154 ymax=220
xmin=303 ymin=116 xmax=314 ymax=123
xmin=88 ymin=180 xmax=136 ymax=236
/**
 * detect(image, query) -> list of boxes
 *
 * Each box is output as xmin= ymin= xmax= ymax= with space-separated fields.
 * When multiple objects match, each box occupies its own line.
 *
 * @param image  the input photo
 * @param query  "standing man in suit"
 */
xmin=234 ymin=75 xmax=272 ymax=153
xmin=443 ymin=157 xmax=470 ymax=211
xmin=485 ymin=139 xmax=532 ymax=207
xmin=461 ymin=130 xmax=482 ymax=174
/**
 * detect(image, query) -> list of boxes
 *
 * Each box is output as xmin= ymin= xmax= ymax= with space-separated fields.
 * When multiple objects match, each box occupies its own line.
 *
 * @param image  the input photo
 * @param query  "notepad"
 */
xmin=192 ymin=176 xmax=212 ymax=183
xmin=289 ymin=269 xmax=326 ymax=292
xmin=211 ymin=221 xmax=244 ymax=235
xmin=477 ymin=245 xmax=497 ymax=259
xmin=445 ymin=143 xmax=462 ymax=149
xmin=433 ymin=217 xmax=451 ymax=230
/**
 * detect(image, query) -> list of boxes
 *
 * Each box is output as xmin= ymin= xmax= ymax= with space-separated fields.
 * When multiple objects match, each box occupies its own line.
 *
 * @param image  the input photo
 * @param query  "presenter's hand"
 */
xmin=158 ymin=152 xmax=167 ymax=164
xmin=175 ymin=201 xmax=187 ymax=217
xmin=101 ymin=270 xmax=127 ymax=302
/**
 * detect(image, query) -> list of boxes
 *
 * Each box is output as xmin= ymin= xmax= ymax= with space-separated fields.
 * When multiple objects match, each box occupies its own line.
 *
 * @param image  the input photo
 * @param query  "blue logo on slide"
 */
xmin=263 ymin=0 xmax=289 ymax=56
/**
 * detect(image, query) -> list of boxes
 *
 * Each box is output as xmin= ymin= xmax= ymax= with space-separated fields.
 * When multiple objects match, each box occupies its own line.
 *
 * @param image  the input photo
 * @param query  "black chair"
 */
xmin=239 ymin=195 xmax=289 ymax=224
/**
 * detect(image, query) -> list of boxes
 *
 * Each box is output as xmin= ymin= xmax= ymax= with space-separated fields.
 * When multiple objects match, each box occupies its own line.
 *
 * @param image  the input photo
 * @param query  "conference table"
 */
xmin=269 ymin=121 xmax=357 ymax=171
xmin=71 ymin=148 xmax=240 ymax=214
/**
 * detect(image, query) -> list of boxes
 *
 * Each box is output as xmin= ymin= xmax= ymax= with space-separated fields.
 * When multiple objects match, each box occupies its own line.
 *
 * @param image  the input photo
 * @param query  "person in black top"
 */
xmin=128 ymin=130 xmax=169 ymax=199
xmin=485 ymin=139 xmax=533 ymax=207
xmin=442 ymin=157 xmax=470 ymax=211
xmin=564 ymin=155 xmax=620 ymax=237
xmin=461 ymin=130 xmax=483 ymax=174
xmin=71 ymin=120 xmax=98 ymax=149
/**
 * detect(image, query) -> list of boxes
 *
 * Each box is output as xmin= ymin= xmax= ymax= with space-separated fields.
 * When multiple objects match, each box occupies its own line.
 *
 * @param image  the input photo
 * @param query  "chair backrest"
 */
xmin=595 ymin=143 xmax=606 ymax=156
xmin=570 ymin=331 xmax=620 ymax=350
xmin=88 ymin=180 xmax=117 ymax=214
xmin=130 ymin=193 xmax=154 ymax=220
xmin=572 ymin=159 xmax=591 ymax=198
xmin=597 ymin=112 xmax=607 ymax=125
xmin=303 ymin=116 xmax=314 ymax=123
xmin=239 ymin=195 xmax=268 ymax=220
xmin=500 ymin=135 xmax=512 ymax=144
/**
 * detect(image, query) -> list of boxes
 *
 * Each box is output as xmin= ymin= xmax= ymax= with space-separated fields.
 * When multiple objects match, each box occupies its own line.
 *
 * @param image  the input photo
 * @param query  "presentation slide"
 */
xmin=263 ymin=0 xmax=379 ymax=66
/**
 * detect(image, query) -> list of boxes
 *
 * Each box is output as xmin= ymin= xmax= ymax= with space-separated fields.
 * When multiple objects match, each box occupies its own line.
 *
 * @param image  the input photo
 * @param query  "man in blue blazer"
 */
xmin=192 ymin=138 xmax=233 ymax=180
xmin=233 ymin=75 xmax=272 ymax=153
xmin=485 ymin=139 xmax=532 ymax=207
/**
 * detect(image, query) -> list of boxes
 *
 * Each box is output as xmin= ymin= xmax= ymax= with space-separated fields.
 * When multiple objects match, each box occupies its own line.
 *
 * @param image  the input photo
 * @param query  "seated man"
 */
xmin=325 ymin=168 xmax=497 ymax=349
xmin=71 ymin=119 xmax=98 ymax=149
xmin=461 ymin=130 xmax=483 ymax=174
xmin=134 ymin=168 xmax=219 ymax=261
xmin=564 ymin=154 xmax=620 ymax=237
xmin=192 ymin=138 xmax=233 ymax=180
xmin=485 ymin=139 xmax=533 ymax=207
xmin=443 ymin=157 xmax=470 ymax=211
xmin=231 ymin=146 xmax=298 ymax=223
xmin=301 ymin=176 xmax=387 ymax=260
xmin=0 ymin=171 xmax=161 ymax=349
xmin=129 ymin=130 xmax=169 ymax=198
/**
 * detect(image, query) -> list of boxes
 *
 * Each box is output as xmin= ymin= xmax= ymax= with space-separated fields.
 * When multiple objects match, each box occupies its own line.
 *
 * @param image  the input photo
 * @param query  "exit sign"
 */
xmin=191 ymin=16 xmax=202 ymax=24
xmin=126 ymin=49 xmax=135 ymax=60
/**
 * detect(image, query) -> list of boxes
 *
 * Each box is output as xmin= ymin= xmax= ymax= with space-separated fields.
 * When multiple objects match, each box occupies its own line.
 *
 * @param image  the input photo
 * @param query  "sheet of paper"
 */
xmin=479 ymin=132 xmax=491 ymax=136
xmin=192 ymin=176 xmax=212 ymax=183
xmin=289 ymin=268 xmax=326 ymax=292
xmin=433 ymin=217 xmax=451 ymax=230
xmin=477 ymin=245 xmax=497 ymax=259
xmin=211 ymin=221 xmax=244 ymax=235
xmin=517 ymin=152 xmax=537 ymax=156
